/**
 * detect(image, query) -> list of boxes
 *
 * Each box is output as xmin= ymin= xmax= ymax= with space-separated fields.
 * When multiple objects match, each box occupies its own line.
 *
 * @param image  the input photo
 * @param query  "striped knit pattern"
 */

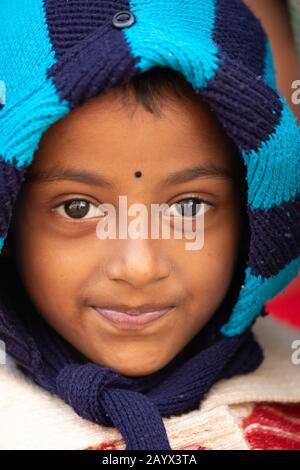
xmin=0 ymin=0 xmax=299 ymax=337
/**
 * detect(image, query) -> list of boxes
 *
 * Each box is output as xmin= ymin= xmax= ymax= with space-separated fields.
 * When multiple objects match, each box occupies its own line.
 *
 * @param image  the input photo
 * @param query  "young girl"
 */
xmin=0 ymin=0 xmax=299 ymax=450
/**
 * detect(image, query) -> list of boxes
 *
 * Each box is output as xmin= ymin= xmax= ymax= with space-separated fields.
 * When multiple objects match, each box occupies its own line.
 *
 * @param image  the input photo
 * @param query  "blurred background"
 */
xmin=245 ymin=0 xmax=300 ymax=330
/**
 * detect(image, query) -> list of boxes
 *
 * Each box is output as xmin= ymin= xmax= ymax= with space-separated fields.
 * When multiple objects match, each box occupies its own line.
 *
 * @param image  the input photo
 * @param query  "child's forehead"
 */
xmin=39 ymin=85 xmax=228 ymax=139
xmin=29 ymin=89 xmax=237 ymax=181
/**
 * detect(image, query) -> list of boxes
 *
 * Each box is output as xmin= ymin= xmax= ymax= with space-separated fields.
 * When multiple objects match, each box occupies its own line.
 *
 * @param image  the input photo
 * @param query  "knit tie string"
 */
xmin=56 ymin=363 xmax=172 ymax=450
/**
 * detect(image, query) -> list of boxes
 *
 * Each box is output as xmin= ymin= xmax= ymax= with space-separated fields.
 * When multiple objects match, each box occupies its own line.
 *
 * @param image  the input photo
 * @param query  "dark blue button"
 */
xmin=112 ymin=11 xmax=135 ymax=29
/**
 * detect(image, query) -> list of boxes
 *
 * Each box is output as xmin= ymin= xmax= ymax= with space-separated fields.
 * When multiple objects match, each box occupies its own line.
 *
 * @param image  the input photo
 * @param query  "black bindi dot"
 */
xmin=134 ymin=171 xmax=142 ymax=178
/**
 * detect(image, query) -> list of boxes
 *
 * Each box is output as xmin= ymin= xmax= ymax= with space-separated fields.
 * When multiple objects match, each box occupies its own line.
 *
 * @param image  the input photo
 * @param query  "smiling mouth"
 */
xmin=92 ymin=305 xmax=176 ymax=330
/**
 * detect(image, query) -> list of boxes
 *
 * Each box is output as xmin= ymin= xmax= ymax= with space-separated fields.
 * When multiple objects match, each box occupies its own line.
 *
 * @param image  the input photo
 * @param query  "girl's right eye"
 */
xmin=54 ymin=199 xmax=105 ymax=220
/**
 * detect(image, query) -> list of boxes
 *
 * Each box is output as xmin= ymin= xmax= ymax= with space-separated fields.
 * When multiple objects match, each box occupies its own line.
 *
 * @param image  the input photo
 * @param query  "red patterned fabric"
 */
xmin=84 ymin=443 xmax=118 ymax=450
xmin=267 ymin=275 xmax=300 ymax=331
xmin=242 ymin=403 xmax=300 ymax=450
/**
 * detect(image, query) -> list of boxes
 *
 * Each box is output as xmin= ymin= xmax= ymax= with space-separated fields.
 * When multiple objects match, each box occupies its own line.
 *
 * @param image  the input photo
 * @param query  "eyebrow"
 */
xmin=161 ymin=163 xmax=234 ymax=187
xmin=26 ymin=168 xmax=115 ymax=189
xmin=26 ymin=163 xmax=234 ymax=188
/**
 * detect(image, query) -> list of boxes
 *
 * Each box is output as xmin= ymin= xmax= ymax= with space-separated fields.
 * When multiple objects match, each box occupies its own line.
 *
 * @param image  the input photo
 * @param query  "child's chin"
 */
xmin=92 ymin=351 xmax=170 ymax=377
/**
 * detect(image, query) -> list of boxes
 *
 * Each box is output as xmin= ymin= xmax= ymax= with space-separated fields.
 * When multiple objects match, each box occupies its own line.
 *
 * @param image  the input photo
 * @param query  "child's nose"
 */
xmin=103 ymin=238 xmax=171 ymax=289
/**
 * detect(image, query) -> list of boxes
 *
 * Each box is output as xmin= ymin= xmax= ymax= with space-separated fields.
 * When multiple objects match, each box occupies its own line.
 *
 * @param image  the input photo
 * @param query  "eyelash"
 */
xmin=52 ymin=196 xmax=214 ymax=222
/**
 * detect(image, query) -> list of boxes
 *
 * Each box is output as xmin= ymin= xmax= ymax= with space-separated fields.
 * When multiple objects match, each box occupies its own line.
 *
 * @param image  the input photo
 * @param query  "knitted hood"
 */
xmin=0 ymin=0 xmax=299 ymax=450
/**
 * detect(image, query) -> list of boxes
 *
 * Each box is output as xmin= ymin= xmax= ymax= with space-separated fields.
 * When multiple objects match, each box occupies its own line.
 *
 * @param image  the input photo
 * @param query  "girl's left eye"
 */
xmin=166 ymin=197 xmax=213 ymax=218
xmin=53 ymin=199 xmax=104 ymax=220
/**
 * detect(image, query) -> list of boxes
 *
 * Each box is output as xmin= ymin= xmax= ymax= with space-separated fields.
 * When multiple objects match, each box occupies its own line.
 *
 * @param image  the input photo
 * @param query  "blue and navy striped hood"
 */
xmin=0 ymin=0 xmax=299 ymax=337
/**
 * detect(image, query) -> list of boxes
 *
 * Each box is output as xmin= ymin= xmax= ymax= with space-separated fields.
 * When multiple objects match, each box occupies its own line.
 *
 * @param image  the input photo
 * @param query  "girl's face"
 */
xmin=10 ymin=87 xmax=243 ymax=376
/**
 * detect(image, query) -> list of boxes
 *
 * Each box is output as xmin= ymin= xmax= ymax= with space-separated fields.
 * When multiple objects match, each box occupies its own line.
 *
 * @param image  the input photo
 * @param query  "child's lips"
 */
xmin=92 ymin=306 xmax=176 ymax=330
